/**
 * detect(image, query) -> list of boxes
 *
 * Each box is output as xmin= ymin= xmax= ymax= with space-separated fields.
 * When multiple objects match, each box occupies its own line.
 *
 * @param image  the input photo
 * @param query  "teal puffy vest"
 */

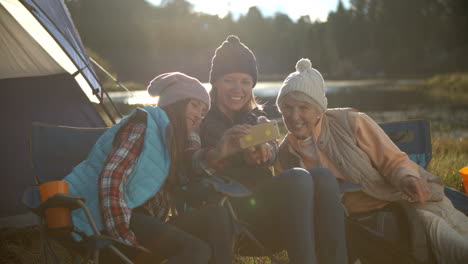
xmin=64 ymin=106 xmax=170 ymax=236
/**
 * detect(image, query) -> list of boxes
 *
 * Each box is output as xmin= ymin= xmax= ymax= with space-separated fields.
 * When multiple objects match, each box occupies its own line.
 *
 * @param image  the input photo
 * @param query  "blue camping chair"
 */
xmin=344 ymin=120 xmax=468 ymax=264
xmin=22 ymin=122 xmax=137 ymax=264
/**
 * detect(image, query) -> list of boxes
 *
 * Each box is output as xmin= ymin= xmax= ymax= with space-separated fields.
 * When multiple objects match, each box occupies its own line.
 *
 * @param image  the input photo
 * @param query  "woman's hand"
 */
xmin=244 ymin=143 xmax=272 ymax=166
xmin=243 ymin=116 xmax=273 ymax=166
xmin=400 ymin=176 xmax=430 ymax=203
xmin=214 ymin=125 xmax=251 ymax=160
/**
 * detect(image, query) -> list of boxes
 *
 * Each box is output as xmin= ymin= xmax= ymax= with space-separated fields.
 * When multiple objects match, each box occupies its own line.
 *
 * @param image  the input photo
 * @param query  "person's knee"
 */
xmin=279 ymin=168 xmax=314 ymax=195
xmin=281 ymin=168 xmax=312 ymax=184
xmin=309 ymin=168 xmax=339 ymax=188
xmin=309 ymin=168 xmax=334 ymax=179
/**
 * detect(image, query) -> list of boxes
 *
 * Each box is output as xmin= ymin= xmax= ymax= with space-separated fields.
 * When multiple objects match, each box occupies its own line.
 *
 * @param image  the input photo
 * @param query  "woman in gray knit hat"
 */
xmin=275 ymin=58 xmax=468 ymax=264
xmin=66 ymin=72 xmax=254 ymax=263
xmin=195 ymin=35 xmax=348 ymax=264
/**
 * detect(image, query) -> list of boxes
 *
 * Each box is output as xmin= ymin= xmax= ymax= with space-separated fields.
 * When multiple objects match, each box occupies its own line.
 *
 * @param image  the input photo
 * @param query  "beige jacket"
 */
xmin=275 ymin=108 xmax=444 ymax=214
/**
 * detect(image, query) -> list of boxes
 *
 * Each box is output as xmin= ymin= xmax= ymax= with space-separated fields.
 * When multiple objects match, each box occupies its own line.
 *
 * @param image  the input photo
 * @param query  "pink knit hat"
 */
xmin=147 ymin=72 xmax=210 ymax=109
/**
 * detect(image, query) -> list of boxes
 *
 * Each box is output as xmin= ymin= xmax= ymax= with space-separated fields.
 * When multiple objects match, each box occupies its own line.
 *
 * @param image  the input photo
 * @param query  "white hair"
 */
xmin=277 ymin=91 xmax=325 ymax=113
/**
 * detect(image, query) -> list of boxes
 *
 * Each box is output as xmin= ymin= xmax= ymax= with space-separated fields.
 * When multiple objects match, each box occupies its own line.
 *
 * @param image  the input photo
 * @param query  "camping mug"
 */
xmin=39 ymin=180 xmax=72 ymax=229
xmin=460 ymin=167 xmax=468 ymax=194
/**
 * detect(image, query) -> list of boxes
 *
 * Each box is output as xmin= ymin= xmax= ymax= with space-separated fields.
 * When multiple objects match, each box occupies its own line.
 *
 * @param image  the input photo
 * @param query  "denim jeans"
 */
xmin=229 ymin=167 xmax=347 ymax=264
xmin=115 ymin=205 xmax=235 ymax=264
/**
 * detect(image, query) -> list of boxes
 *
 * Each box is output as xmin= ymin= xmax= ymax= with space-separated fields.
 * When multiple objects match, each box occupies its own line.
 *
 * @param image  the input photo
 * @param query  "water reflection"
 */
xmin=106 ymin=80 xmax=468 ymax=138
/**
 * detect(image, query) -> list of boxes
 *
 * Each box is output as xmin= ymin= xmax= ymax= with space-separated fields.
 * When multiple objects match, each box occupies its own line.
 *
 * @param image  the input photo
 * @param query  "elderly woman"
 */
xmin=274 ymin=58 xmax=468 ymax=264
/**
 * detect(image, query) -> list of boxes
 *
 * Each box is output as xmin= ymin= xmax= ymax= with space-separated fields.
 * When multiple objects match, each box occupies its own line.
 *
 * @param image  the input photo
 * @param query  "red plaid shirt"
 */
xmin=98 ymin=116 xmax=170 ymax=246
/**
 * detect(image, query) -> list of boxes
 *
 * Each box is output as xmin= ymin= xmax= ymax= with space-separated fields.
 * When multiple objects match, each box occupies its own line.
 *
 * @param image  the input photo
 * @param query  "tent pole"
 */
xmin=102 ymin=88 xmax=123 ymax=119
xmin=89 ymin=58 xmax=135 ymax=97
xmin=100 ymin=102 xmax=117 ymax=125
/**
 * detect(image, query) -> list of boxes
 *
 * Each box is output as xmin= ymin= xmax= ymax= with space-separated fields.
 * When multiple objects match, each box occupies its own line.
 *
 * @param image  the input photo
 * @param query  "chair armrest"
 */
xmin=202 ymin=175 xmax=252 ymax=198
xmin=35 ymin=193 xmax=86 ymax=214
xmin=22 ymin=186 xmax=86 ymax=216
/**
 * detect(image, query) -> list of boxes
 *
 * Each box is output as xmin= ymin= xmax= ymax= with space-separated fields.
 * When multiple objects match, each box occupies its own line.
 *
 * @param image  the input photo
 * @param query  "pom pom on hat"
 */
xmin=295 ymin=58 xmax=312 ymax=73
xmin=226 ymin=35 xmax=241 ymax=44
xmin=276 ymin=58 xmax=328 ymax=112
xmin=147 ymin=72 xmax=210 ymax=109
xmin=209 ymin=35 xmax=258 ymax=87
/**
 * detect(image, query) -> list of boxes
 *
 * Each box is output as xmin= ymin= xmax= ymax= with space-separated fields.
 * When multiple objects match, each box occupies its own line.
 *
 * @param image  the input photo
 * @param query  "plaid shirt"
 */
xmin=185 ymin=130 xmax=227 ymax=176
xmin=98 ymin=116 xmax=170 ymax=246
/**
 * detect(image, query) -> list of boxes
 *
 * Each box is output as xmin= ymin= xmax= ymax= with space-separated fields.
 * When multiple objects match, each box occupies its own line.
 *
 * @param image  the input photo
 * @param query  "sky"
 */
xmin=148 ymin=0 xmax=351 ymax=22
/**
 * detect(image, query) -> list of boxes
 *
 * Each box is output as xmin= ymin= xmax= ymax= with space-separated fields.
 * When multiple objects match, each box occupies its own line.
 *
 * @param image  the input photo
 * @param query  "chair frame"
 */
xmin=24 ymin=122 xmax=135 ymax=264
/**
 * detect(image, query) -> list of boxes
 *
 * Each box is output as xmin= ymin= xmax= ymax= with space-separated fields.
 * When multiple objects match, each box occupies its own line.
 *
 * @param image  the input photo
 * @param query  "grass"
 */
xmin=414 ymin=72 xmax=468 ymax=103
xmin=428 ymin=134 xmax=468 ymax=192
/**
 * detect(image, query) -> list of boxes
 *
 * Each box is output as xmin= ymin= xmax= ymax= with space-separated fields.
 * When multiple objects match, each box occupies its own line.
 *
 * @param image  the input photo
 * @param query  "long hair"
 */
xmin=161 ymin=99 xmax=190 ymax=185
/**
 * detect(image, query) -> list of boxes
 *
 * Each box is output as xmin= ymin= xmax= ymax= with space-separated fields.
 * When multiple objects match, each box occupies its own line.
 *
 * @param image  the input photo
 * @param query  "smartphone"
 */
xmin=239 ymin=121 xmax=280 ymax=149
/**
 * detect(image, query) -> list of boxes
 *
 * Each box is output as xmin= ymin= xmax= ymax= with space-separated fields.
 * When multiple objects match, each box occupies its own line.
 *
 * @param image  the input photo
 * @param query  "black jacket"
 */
xmin=200 ymin=105 xmax=266 ymax=167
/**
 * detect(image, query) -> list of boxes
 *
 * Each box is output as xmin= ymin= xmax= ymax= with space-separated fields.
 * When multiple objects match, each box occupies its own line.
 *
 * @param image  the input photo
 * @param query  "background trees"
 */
xmin=66 ymin=0 xmax=468 ymax=84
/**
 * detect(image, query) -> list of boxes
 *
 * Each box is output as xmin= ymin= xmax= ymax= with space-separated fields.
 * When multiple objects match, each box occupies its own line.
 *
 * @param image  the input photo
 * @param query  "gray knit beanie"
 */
xmin=209 ymin=35 xmax=258 ymax=87
xmin=147 ymin=72 xmax=210 ymax=109
xmin=276 ymin=58 xmax=327 ymax=112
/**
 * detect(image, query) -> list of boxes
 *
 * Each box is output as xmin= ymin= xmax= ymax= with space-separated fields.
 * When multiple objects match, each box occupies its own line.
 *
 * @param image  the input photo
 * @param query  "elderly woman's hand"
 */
xmin=400 ymin=176 xmax=430 ymax=203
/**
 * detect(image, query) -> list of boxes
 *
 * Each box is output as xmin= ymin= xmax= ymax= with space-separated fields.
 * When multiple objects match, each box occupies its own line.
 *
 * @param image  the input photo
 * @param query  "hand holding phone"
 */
xmin=239 ymin=121 xmax=280 ymax=149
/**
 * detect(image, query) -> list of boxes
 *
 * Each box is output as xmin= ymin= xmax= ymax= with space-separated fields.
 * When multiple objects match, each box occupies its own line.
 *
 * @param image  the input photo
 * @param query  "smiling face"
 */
xmin=213 ymin=72 xmax=254 ymax=118
xmin=281 ymin=96 xmax=323 ymax=140
xmin=185 ymin=99 xmax=208 ymax=131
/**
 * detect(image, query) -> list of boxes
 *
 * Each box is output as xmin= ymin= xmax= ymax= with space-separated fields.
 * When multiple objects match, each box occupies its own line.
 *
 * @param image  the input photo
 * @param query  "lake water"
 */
xmin=106 ymin=80 xmax=468 ymax=138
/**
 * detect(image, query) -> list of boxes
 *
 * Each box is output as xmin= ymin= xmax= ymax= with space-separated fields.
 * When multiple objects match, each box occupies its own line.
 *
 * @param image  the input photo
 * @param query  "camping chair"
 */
xmin=22 ymin=122 xmax=135 ymax=264
xmin=344 ymin=119 xmax=468 ymax=264
xmin=199 ymin=174 xmax=286 ymax=264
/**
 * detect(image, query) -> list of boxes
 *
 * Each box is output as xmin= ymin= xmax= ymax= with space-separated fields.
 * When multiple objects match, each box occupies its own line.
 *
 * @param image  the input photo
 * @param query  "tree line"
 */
xmin=66 ymin=0 xmax=468 ymax=84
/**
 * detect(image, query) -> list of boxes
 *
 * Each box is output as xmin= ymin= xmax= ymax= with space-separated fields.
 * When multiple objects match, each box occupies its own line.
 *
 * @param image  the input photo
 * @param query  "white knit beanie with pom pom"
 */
xmin=276 ymin=58 xmax=327 ymax=112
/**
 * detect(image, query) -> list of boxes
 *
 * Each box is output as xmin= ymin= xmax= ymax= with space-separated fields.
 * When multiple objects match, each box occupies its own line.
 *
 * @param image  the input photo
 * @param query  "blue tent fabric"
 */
xmin=20 ymin=0 xmax=102 ymax=100
xmin=0 ymin=74 xmax=105 ymax=219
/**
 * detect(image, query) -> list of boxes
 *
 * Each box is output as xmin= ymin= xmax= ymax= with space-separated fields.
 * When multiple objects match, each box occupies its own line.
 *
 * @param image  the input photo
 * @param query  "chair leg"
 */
xmin=107 ymin=245 xmax=134 ymax=264
xmin=223 ymin=199 xmax=286 ymax=264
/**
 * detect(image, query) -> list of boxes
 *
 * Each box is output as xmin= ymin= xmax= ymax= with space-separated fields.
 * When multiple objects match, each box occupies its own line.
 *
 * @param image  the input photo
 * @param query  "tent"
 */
xmin=0 ymin=0 xmax=110 ymax=227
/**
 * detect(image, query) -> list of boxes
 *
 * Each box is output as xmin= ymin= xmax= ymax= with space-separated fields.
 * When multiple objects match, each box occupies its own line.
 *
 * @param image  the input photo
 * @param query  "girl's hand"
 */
xmin=400 ymin=176 xmax=430 ymax=203
xmin=214 ymin=125 xmax=251 ymax=160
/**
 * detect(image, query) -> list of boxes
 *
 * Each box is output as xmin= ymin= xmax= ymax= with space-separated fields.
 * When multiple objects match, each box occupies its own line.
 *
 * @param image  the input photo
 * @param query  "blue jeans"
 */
xmin=114 ymin=205 xmax=235 ymax=264
xmin=230 ymin=167 xmax=347 ymax=264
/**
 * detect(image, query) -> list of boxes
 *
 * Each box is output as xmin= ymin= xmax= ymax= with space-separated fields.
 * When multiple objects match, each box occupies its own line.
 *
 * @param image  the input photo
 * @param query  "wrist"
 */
xmin=206 ymin=147 xmax=227 ymax=170
xmin=208 ymin=147 xmax=223 ymax=161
